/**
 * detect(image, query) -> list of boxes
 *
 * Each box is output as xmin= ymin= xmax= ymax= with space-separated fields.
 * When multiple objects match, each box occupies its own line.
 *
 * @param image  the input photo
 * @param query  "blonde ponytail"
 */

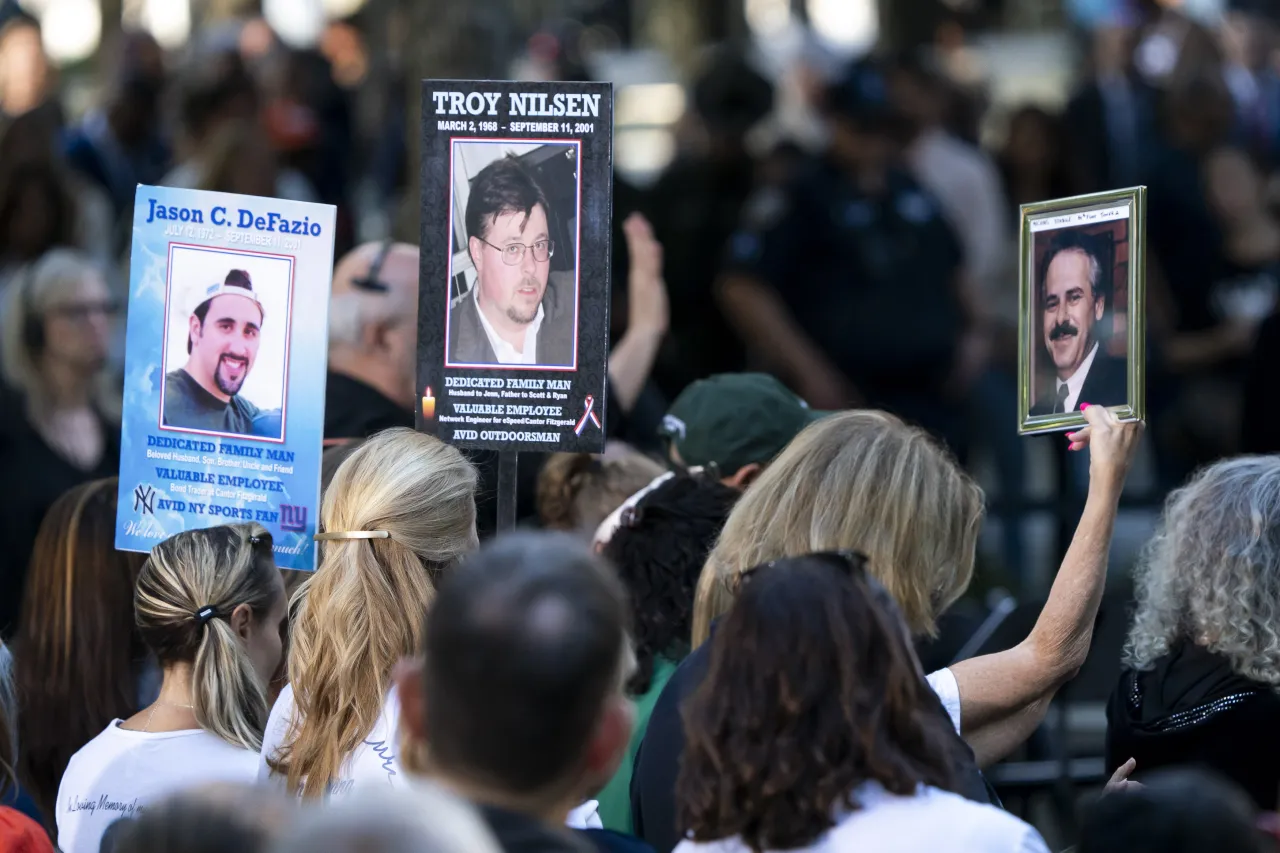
xmin=135 ymin=524 xmax=281 ymax=750
xmin=272 ymin=428 xmax=478 ymax=797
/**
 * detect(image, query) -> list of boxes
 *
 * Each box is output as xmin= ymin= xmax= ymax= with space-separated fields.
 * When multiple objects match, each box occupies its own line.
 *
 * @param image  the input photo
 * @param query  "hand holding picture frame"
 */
xmin=1018 ymin=186 xmax=1147 ymax=435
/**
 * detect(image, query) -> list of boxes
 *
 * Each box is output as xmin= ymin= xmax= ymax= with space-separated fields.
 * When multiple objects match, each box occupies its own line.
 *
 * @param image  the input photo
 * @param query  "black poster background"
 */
xmin=416 ymin=80 xmax=613 ymax=454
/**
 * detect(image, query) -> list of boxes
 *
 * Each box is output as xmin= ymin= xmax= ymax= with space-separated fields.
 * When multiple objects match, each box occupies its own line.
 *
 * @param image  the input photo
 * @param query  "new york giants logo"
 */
xmin=280 ymin=504 xmax=307 ymax=532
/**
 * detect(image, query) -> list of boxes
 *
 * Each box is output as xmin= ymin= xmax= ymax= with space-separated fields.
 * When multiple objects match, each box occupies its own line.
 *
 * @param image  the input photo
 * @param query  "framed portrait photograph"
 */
xmin=1018 ymin=186 xmax=1147 ymax=435
xmin=159 ymin=245 xmax=294 ymax=442
xmin=443 ymin=138 xmax=581 ymax=371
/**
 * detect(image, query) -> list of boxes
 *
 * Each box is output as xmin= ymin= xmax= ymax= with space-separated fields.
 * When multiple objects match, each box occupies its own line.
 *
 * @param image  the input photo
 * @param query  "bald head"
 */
xmin=328 ymin=242 xmax=421 ymax=408
xmin=332 ymin=241 xmax=419 ymax=299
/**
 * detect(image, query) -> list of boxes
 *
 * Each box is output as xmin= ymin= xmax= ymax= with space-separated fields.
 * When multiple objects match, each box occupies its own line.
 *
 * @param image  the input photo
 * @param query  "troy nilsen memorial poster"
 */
xmin=416 ymin=80 xmax=613 ymax=454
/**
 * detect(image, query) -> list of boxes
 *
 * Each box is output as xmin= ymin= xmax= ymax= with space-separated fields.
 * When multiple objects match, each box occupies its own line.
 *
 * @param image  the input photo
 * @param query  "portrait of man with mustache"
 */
xmin=1030 ymin=229 xmax=1128 ymax=416
xmin=447 ymin=152 xmax=575 ymax=367
xmin=163 ymin=269 xmax=267 ymax=436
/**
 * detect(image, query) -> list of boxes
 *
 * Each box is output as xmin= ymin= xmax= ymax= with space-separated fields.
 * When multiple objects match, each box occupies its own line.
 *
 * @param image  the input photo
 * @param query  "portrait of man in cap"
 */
xmin=163 ymin=268 xmax=272 ymax=437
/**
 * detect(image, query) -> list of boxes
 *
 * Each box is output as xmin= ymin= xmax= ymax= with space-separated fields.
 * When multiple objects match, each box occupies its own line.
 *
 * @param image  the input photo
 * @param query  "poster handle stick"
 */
xmin=497 ymin=451 xmax=518 ymax=534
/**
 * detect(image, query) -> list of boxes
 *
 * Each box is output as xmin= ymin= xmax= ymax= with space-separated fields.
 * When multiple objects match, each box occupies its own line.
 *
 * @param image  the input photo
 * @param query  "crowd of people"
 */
xmin=1 ymin=1 xmax=1280 ymax=852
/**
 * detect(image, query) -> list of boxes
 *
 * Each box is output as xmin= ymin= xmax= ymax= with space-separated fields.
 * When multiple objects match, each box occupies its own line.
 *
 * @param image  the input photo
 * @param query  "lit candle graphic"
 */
xmin=421 ymin=386 xmax=435 ymax=420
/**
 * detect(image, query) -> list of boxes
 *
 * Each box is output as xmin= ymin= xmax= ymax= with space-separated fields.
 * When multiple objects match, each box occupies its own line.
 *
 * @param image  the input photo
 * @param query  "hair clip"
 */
xmin=195 ymin=605 xmax=219 ymax=626
xmin=621 ymin=506 xmax=642 ymax=528
xmin=314 ymin=530 xmax=391 ymax=541
xmin=249 ymin=534 xmax=262 ymax=546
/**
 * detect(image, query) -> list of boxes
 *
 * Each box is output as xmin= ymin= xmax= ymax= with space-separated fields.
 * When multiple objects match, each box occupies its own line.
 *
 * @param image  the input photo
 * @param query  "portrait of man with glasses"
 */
xmin=447 ymin=150 xmax=577 ymax=367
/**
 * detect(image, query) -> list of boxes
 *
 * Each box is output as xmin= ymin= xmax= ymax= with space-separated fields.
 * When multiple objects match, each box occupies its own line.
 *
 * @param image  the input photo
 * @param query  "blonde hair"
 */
xmin=692 ymin=410 xmax=983 ymax=645
xmin=0 ymin=248 xmax=118 ymax=418
xmin=275 ymin=428 xmax=478 ymax=797
xmin=136 ymin=523 xmax=281 ymax=751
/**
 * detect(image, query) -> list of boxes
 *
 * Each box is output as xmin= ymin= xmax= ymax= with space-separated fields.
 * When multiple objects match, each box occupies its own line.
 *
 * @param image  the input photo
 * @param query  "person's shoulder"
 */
xmin=913 ymin=787 xmax=1048 ymax=850
xmin=182 ymin=730 xmax=261 ymax=768
xmin=260 ymin=683 xmax=297 ymax=768
xmin=62 ymin=722 xmax=132 ymax=773
xmin=230 ymin=392 xmax=261 ymax=420
xmin=449 ymin=289 xmax=478 ymax=326
xmin=64 ymin=725 xmax=113 ymax=766
xmin=1095 ymin=352 xmax=1130 ymax=394
xmin=545 ymin=274 xmax=577 ymax=321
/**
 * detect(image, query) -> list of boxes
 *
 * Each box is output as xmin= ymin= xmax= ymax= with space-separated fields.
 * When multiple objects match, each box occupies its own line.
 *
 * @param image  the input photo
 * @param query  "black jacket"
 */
xmin=448 ymin=275 xmax=576 ymax=367
xmin=479 ymin=805 xmax=653 ymax=853
xmin=629 ymin=639 xmax=1000 ymax=853
xmin=323 ymin=372 xmax=414 ymax=441
xmin=1106 ymin=641 xmax=1280 ymax=810
xmin=1030 ymin=351 xmax=1128 ymax=416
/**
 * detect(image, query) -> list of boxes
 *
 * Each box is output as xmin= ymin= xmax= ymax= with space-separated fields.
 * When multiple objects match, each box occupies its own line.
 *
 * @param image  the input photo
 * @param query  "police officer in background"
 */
xmin=717 ymin=58 xmax=987 ymax=460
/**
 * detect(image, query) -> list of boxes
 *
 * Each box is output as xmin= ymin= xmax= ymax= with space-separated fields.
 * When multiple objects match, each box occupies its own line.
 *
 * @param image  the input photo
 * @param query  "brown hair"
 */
xmin=13 ymin=478 xmax=148 ymax=820
xmin=536 ymin=450 xmax=665 ymax=537
xmin=693 ymin=411 xmax=983 ymax=644
xmin=678 ymin=554 xmax=957 ymax=851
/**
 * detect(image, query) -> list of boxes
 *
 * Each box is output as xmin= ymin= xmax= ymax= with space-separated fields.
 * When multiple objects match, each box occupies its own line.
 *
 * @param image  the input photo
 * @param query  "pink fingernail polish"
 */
xmin=1080 ymin=402 xmax=1091 ymax=410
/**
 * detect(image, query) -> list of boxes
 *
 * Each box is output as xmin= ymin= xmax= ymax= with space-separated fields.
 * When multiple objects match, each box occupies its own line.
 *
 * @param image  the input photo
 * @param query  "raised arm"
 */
xmin=948 ymin=403 xmax=1143 ymax=767
xmin=607 ymin=213 xmax=668 ymax=413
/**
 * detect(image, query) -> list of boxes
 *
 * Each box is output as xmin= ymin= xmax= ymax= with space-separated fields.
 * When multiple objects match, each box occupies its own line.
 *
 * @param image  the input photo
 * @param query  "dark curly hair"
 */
xmin=677 ymin=554 xmax=958 ymax=852
xmin=603 ymin=474 xmax=739 ymax=694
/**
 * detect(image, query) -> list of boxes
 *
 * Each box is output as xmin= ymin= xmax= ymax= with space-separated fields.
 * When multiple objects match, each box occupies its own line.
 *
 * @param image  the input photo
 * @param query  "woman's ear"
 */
xmin=230 ymin=602 xmax=254 ymax=642
xmin=724 ymin=463 xmax=762 ymax=491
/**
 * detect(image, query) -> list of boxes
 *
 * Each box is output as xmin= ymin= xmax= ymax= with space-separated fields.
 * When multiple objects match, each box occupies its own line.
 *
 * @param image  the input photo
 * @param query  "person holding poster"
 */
xmin=1030 ymin=229 xmax=1128 ymax=415
xmin=447 ymin=154 xmax=576 ymax=367
xmin=163 ymin=269 xmax=267 ymax=436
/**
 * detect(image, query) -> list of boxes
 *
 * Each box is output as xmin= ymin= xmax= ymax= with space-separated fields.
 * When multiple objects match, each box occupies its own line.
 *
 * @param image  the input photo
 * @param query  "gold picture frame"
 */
xmin=1017 ymin=186 xmax=1147 ymax=435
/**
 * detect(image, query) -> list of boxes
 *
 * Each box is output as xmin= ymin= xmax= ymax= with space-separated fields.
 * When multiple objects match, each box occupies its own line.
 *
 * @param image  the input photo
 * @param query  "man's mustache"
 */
xmin=1049 ymin=321 xmax=1079 ymax=341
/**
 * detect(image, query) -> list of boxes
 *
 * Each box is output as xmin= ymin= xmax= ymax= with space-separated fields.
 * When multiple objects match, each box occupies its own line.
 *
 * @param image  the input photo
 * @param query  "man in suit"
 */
xmin=1031 ymin=229 xmax=1128 ymax=415
xmin=448 ymin=155 xmax=575 ymax=367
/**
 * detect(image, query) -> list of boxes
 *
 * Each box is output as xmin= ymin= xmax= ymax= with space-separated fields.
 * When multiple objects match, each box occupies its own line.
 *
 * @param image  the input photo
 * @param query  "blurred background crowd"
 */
xmin=2 ymin=0 xmax=1280 ymax=849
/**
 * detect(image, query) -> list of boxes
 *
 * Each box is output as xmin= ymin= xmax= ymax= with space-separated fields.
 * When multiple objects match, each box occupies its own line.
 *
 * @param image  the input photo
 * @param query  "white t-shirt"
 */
xmin=55 ymin=723 xmax=259 ymax=853
xmin=259 ymin=683 xmax=603 ymax=828
xmin=925 ymin=668 xmax=962 ymax=734
xmin=672 ymin=783 xmax=1048 ymax=853
xmin=258 ymin=682 xmax=404 ymax=799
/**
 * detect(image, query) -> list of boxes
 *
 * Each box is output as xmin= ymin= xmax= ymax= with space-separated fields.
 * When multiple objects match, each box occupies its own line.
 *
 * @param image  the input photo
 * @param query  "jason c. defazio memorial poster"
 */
xmin=115 ymin=185 xmax=336 ymax=569
xmin=417 ymin=80 xmax=613 ymax=454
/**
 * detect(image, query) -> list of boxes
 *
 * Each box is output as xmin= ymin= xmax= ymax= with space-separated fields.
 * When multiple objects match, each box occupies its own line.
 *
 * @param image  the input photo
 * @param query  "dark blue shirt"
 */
xmin=724 ymin=161 xmax=965 ymax=391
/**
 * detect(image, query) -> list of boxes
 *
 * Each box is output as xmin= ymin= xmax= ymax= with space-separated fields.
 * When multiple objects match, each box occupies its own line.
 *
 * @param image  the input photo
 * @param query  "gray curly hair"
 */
xmin=1125 ymin=456 xmax=1280 ymax=684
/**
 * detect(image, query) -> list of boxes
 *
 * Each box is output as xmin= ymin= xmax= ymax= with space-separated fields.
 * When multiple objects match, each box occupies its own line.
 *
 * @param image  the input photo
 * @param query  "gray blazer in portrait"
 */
xmin=447 ymin=272 xmax=577 ymax=367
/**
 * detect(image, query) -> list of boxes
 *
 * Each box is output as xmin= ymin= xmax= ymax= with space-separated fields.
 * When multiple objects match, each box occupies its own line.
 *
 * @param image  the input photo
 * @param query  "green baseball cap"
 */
xmin=658 ymin=373 xmax=829 ymax=474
